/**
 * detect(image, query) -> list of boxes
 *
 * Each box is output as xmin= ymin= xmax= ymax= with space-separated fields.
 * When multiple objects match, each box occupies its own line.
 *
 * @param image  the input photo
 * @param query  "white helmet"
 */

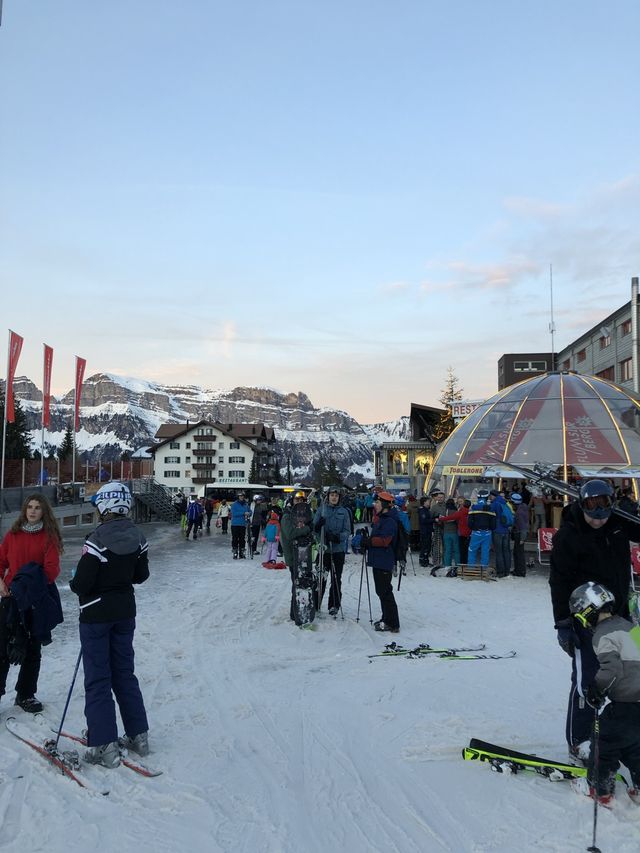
xmin=93 ymin=482 xmax=132 ymax=517
xmin=569 ymin=581 xmax=615 ymax=628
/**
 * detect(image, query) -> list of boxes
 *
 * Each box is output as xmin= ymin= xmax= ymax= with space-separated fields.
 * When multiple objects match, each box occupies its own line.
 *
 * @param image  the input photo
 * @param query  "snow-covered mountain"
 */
xmin=4 ymin=373 xmax=410 ymax=484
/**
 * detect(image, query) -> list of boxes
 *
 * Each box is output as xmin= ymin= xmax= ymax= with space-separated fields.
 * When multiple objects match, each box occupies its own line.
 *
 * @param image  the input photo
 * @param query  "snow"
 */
xmin=2 ymin=527 xmax=639 ymax=852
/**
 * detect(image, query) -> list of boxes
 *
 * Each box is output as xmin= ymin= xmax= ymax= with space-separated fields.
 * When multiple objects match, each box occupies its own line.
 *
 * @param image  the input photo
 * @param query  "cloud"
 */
xmin=221 ymin=321 xmax=236 ymax=359
xmin=378 ymin=280 xmax=411 ymax=294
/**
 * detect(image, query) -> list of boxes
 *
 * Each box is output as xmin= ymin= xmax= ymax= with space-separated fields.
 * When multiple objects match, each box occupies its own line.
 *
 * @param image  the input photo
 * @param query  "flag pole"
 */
xmin=72 ymin=358 xmax=77 ymax=489
xmin=1 ymin=330 xmax=10 ymax=500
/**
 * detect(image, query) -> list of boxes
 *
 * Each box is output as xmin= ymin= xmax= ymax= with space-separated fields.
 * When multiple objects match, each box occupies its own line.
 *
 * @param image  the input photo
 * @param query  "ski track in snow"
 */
xmin=0 ymin=525 xmax=639 ymax=852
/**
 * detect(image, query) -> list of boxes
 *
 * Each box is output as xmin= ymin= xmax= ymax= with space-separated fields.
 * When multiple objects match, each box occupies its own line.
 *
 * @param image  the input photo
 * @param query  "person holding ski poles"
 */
xmin=367 ymin=491 xmax=400 ymax=633
xmin=70 ymin=482 xmax=150 ymax=769
xmin=0 ymin=493 xmax=63 ymax=713
xmin=313 ymin=486 xmax=351 ymax=615
xmin=550 ymin=479 xmax=639 ymax=760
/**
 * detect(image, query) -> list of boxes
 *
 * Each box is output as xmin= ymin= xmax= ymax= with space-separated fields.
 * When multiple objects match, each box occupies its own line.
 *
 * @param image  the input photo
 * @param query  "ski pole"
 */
xmin=587 ymin=706 xmax=602 ymax=853
xmin=54 ymin=647 xmax=82 ymax=750
xmin=356 ymin=551 xmax=366 ymax=622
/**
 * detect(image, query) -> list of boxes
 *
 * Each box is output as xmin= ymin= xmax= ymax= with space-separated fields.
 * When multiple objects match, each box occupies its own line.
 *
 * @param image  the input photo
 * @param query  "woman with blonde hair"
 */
xmin=0 ymin=493 xmax=63 ymax=712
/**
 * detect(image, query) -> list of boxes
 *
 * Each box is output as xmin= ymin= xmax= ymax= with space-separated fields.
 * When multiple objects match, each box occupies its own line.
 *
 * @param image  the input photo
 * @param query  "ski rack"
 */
xmin=491 ymin=460 xmax=640 ymax=526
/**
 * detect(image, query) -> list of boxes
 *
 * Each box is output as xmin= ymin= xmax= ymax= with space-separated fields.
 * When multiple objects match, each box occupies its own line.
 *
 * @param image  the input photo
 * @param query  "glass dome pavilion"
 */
xmin=428 ymin=371 xmax=640 ymax=492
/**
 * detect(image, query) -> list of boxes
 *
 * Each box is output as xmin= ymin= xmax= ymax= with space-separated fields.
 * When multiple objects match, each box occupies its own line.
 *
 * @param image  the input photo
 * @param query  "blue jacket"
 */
xmin=314 ymin=503 xmax=351 ymax=554
xmin=367 ymin=512 xmax=398 ymax=572
xmin=186 ymin=501 xmax=203 ymax=523
xmin=467 ymin=500 xmax=496 ymax=532
xmin=418 ymin=506 xmax=433 ymax=534
xmin=9 ymin=561 xmax=63 ymax=645
xmin=491 ymin=495 xmax=513 ymax=534
xmin=230 ymin=500 xmax=250 ymax=526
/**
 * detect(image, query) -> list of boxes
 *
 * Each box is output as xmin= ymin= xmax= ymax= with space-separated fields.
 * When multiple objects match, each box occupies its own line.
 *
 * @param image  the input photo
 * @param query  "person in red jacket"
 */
xmin=438 ymin=497 xmax=471 ymax=564
xmin=0 ymin=493 xmax=62 ymax=712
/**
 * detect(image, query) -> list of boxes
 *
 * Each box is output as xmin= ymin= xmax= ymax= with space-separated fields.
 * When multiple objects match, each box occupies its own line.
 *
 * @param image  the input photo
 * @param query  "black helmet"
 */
xmin=579 ymin=480 xmax=614 ymax=520
xmin=477 ymin=488 xmax=490 ymax=501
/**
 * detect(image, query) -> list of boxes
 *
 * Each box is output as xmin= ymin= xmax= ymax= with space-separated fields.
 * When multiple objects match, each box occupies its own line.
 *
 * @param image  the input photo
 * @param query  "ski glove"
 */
xmin=327 ymin=532 xmax=341 ymax=544
xmin=586 ymin=683 xmax=606 ymax=710
xmin=555 ymin=619 xmax=574 ymax=657
xmin=6 ymin=621 xmax=28 ymax=666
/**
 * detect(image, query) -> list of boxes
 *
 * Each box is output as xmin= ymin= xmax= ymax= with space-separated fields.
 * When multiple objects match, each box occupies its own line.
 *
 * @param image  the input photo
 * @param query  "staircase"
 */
xmin=131 ymin=479 xmax=180 ymax=523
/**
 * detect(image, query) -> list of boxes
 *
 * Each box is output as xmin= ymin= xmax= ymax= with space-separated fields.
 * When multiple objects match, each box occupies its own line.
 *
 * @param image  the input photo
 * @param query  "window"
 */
xmin=513 ymin=360 xmax=547 ymax=372
xmin=599 ymin=335 xmax=611 ymax=349
xmin=169 ymin=441 xmax=180 ymax=449
xmin=621 ymin=319 xmax=632 ymax=336
xmin=164 ymin=456 xmax=180 ymax=463
xmin=595 ymin=366 xmax=615 ymax=381
xmin=197 ymin=442 xmax=213 ymax=450
xmin=218 ymin=471 xmax=224 ymax=477
xmin=230 ymin=441 xmax=240 ymax=449
xmin=620 ymin=357 xmax=633 ymax=382
xmin=229 ymin=456 xmax=245 ymax=463
xmin=185 ymin=456 xmax=191 ymax=463
xmin=218 ymin=442 xmax=224 ymax=449
xmin=562 ymin=359 xmax=570 ymax=370
xmin=186 ymin=442 xmax=191 ymax=449
xmin=228 ymin=470 xmax=245 ymax=478
xmin=164 ymin=471 xmax=181 ymax=478
xmin=577 ymin=349 xmax=586 ymax=363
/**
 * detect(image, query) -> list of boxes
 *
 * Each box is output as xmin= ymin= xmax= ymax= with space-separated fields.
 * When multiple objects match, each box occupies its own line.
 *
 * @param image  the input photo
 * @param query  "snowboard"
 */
xmin=291 ymin=502 xmax=315 ymax=627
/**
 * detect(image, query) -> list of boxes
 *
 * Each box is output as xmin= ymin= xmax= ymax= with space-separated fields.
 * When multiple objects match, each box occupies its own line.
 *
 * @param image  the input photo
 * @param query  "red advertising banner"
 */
xmin=42 ymin=344 xmax=53 ymax=428
xmin=74 ymin=356 xmax=86 ymax=431
xmin=6 ymin=330 xmax=24 ymax=423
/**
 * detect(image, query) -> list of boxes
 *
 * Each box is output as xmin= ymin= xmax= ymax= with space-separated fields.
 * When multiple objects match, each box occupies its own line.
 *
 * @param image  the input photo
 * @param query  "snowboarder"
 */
xmin=568 ymin=581 xmax=640 ymax=805
xmin=281 ymin=492 xmax=314 ymax=624
xmin=70 ymin=482 xmax=150 ymax=769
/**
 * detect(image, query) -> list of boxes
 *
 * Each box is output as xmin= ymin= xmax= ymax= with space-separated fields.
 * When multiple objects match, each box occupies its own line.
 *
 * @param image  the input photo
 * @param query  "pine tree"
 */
xmin=249 ymin=457 xmax=258 ymax=483
xmin=58 ymin=425 xmax=74 ymax=461
xmin=433 ymin=367 xmax=463 ymax=443
xmin=0 ymin=394 xmax=32 ymax=459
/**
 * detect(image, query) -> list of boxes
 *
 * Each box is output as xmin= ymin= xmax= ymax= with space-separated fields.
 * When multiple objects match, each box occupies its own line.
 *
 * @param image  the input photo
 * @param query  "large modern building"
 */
xmin=151 ymin=421 xmax=277 ymax=494
xmin=498 ymin=353 xmax=554 ymax=390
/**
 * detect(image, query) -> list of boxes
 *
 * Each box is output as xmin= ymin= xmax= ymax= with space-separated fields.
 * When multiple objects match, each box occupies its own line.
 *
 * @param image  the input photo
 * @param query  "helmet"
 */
xmin=477 ymin=488 xmax=490 ymax=501
xmin=569 ymin=581 xmax=615 ymax=628
xmin=327 ymin=485 xmax=341 ymax=495
xmin=92 ymin=482 xmax=132 ymax=517
xmin=511 ymin=493 xmax=522 ymax=503
xmin=579 ymin=480 xmax=614 ymax=520
xmin=294 ymin=490 xmax=306 ymax=500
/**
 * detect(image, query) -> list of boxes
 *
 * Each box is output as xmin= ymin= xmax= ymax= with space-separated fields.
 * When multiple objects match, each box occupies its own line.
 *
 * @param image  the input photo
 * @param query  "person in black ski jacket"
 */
xmin=549 ymin=479 xmax=639 ymax=755
xmin=367 ymin=491 xmax=400 ymax=633
xmin=70 ymin=482 xmax=150 ymax=769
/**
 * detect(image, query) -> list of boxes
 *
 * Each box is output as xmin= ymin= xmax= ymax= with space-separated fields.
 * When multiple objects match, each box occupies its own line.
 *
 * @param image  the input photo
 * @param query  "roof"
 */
xmin=151 ymin=420 xmax=258 ymax=452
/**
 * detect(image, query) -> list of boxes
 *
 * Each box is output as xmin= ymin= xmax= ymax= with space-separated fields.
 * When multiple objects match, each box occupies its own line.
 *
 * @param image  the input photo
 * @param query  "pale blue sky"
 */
xmin=1 ymin=1 xmax=639 ymax=421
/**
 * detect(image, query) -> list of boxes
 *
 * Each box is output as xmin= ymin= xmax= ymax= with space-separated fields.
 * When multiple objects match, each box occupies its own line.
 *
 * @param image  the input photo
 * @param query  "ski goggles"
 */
xmin=581 ymin=495 xmax=613 ymax=519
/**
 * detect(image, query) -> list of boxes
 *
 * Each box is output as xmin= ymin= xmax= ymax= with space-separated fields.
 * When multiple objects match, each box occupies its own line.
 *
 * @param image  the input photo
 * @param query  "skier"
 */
xmin=550 ymin=479 xmax=639 ymax=758
xmin=367 ymin=491 xmax=400 ymax=633
xmin=313 ymin=486 xmax=351 ymax=615
xmin=70 ymin=482 xmax=150 ymax=769
xmin=568 ymin=581 xmax=640 ymax=805
xmin=185 ymin=496 xmax=203 ymax=541
xmin=0 ymin=493 xmax=63 ymax=713
xmin=467 ymin=489 xmax=496 ymax=567
xmin=230 ymin=493 xmax=251 ymax=558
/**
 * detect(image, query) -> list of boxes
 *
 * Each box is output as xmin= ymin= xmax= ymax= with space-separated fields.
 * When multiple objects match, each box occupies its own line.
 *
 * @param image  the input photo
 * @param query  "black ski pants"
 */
xmin=373 ymin=568 xmax=399 ymax=629
xmin=0 ymin=636 xmax=42 ymax=700
xmin=567 ymin=622 xmax=599 ymax=748
xmin=322 ymin=551 xmax=345 ymax=611
xmin=589 ymin=702 xmax=640 ymax=795
xmin=512 ymin=529 xmax=526 ymax=576
xmin=231 ymin=525 xmax=246 ymax=556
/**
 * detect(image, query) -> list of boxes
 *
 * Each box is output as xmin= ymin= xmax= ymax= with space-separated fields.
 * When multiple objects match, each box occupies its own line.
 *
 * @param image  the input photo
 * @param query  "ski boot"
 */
xmin=374 ymin=621 xmax=399 ymax=634
xmin=15 ymin=695 xmax=43 ymax=713
xmin=120 ymin=731 xmax=149 ymax=757
xmin=84 ymin=741 xmax=121 ymax=768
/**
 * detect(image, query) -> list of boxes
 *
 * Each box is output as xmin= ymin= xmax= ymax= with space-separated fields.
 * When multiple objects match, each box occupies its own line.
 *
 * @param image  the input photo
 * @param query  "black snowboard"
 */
xmin=291 ymin=502 xmax=315 ymax=627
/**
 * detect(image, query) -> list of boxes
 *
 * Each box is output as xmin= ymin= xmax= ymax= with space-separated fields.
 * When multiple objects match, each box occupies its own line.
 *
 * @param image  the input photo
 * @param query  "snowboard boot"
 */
xmin=120 ymin=731 xmax=149 ymax=757
xmin=84 ymin=741 xmax=121 ymax=768
xmin=328 ymin=607 xmax=338 ymax=617
xmin=240 ymin=550 xmax=246 ymax=559
xmin=15 ymin=695 xmax=43 ymax=713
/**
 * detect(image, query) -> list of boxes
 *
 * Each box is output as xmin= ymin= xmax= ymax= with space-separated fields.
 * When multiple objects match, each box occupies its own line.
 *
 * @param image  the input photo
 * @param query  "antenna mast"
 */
xmin=549 ymin=264 xmax=556 ymax=369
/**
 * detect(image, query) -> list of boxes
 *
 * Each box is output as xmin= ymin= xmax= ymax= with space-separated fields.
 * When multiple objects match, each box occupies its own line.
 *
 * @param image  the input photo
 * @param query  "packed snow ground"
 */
xmin=1 ymin=524 xmax=639 ymax=853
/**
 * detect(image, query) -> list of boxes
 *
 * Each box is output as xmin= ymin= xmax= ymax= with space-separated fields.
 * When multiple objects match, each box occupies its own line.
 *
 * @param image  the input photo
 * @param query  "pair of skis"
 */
xmin=369 ymin=642 xmax=516 ymax=660
xmin=5 ymin=716 xmax=161 ymax=794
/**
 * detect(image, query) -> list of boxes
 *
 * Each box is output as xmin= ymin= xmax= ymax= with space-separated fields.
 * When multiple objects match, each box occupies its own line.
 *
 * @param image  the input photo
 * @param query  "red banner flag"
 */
xmin=74 ymin=356 xmax=86 ymax=431
xmin=6 ymin=330 xmax=24 ymax=423
xmin=42 ymin=344 xmax=54 ymax=428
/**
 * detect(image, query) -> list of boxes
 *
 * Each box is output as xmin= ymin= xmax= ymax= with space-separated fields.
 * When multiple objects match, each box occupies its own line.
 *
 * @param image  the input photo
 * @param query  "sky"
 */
xmin=1 ymin=1 xmax=639 ymax=424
